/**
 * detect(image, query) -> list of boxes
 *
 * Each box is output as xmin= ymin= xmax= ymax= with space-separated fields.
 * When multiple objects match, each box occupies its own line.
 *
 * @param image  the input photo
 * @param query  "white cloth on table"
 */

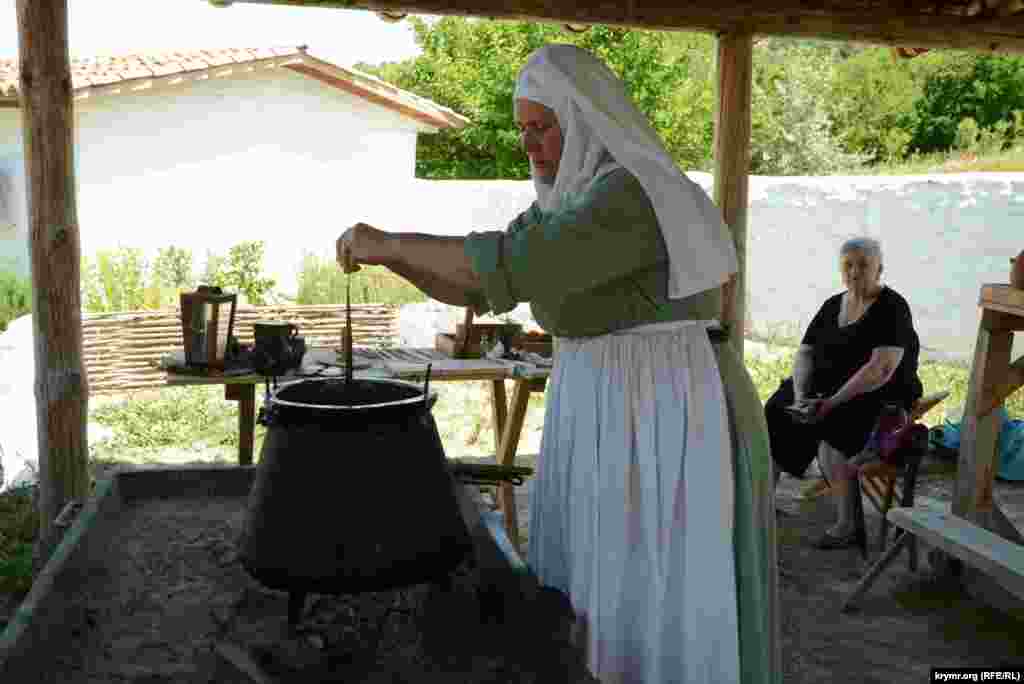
xmin=527 ymin=319 xmax=739 ymax=684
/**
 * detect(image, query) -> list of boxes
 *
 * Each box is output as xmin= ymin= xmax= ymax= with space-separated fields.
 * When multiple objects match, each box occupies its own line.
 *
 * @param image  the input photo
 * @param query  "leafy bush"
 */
xmin=295 ymin=252 xmax=426 ymax=306
xmin=750 ymin=42 xmax=867 ymax=175
xmin=202 ymin=241 xmax=277 ymax=306
xmin=146 ymin=246 xmax=196 ymax=309
xmin=908 ymin=53 xmax=1024 ymax=154
xmin=0 ymin=485 xmax=37 ymax=594
xmin=81 ymin=242 xmax=278 ymax=313
xmin=0 ymin=270 xmax=32 ymax=332
xmin=81 ymin=248 xmax=149 ymax=313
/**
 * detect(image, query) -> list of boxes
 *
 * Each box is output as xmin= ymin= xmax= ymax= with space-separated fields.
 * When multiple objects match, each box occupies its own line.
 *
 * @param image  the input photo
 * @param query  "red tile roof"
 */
xmin=0 ymin=46 xmax=468 ymax=130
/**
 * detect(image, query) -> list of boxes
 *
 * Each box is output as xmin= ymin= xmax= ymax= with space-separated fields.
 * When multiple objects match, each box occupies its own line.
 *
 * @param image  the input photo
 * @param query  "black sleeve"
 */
xmin=801 ymin=296 xmax=836 ymax=347
xmin=869 ymin=290 xmax=915 ymax=349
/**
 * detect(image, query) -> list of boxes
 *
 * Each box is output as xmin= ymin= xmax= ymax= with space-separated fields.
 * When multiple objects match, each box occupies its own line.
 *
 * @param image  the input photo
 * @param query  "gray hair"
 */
xmin=840 ymin=237 xmax=883 ymax=266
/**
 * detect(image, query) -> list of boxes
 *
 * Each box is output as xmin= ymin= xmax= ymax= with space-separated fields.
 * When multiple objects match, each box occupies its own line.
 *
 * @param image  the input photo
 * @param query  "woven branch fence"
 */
xmin=82 ymin=304 xmax=399 ymax=394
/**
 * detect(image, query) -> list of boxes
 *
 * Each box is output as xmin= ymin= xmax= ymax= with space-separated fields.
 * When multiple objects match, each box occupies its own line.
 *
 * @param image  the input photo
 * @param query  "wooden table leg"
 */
xmin=490 ymin=380 xmax=508 ymax=449
xmin=226 ymin=383 xmax=256 ymax=466
xmin=954 ymin=315 xmax=1012 ymax=528
xmin=494 ymin=377 xmax=546 ymax=552
xmin=487 ymin=380 xmax=509 ymax=509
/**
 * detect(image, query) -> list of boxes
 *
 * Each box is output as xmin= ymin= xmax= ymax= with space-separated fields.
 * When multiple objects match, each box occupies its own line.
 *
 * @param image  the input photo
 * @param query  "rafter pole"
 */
xmin=713 ymin=30 xmax=753 ymax=358
xmin=16 ymin=0 xmax=90 ymax=557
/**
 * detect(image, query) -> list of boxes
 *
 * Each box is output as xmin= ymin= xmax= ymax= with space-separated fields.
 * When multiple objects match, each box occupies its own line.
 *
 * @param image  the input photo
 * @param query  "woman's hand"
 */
xmin=336 ymin=223 xmax=396 ymax=273
xmin=811 ymin=396 xmax=838 ymax=421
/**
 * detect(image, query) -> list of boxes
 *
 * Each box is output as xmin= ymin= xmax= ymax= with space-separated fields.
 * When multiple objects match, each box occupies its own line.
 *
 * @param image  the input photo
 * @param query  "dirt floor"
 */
xmin=4 ymin=455 xmax=1024 ymax=683
xmin=503 ymin=455 xmax=1024 ymax=684
xmin=11 ymin=492 xmax=592 ymax=684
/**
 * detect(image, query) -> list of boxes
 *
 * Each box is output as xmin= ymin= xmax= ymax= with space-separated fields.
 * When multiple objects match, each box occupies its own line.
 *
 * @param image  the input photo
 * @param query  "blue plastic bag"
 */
xmin=939 ymin=407 xmax=1024 ymax=481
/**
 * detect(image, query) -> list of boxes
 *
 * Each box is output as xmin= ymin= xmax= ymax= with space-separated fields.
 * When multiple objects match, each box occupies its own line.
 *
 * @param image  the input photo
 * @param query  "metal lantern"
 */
xmin=180 ymin=285 xmax=237 ymax=369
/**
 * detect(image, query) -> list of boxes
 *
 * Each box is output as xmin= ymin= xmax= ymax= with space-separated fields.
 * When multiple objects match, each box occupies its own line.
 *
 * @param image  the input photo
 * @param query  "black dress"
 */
xmin=766 ymin=286 xmax=924 ymax=478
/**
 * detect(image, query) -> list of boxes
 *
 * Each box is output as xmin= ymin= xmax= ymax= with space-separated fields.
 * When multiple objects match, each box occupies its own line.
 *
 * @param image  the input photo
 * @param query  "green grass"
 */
xmin=852 ymin=146 xmax=1024 ymax=176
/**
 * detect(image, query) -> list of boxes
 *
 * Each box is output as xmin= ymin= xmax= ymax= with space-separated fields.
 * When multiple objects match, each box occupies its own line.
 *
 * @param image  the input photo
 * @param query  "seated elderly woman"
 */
xmin=765 ymin=236 xmax=923 ymax=549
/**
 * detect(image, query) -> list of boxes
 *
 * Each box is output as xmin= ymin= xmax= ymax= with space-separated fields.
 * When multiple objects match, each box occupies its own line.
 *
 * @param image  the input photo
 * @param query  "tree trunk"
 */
xmin=713 ymin=31 xmax=753 ymax=358
xmin=16 ymin=0 xmax=90 ymax=565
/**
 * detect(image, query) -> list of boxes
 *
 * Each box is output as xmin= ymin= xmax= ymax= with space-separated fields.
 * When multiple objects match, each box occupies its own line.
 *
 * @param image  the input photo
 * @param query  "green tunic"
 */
xmin=463 ymin=167 xmax=720 ymax=336
xmin=464 ymin=166 xmax=780 ymax=684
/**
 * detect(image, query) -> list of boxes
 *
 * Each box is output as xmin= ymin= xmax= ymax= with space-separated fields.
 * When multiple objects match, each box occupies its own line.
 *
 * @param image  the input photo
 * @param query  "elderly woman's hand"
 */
xmin=336 ymin=223 xmax=396 ymax=273
xmin=810 ymin=396 xmax=838 ymax=421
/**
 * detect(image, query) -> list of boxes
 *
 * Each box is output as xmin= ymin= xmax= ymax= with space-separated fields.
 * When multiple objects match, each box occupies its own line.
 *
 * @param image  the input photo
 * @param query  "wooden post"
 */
xmin=16 ymin=0 xmax=90 ymax=549
xmin=713 ymin=31 xmax=754 ymax=358
xmin=954 ymin=309 xmax=1013 ymax=528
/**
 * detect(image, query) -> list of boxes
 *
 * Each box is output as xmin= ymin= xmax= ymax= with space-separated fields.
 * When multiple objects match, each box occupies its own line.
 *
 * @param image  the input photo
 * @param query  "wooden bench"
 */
xmin=841 ymin=496 xmax=1024 ymax=612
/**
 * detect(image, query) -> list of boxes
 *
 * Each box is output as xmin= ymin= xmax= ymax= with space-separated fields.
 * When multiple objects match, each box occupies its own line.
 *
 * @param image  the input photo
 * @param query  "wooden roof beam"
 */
xmin=226 ymin=0 xmax=1024 ymax=52
xmin=999 ymin=0 xmax=1024 ymax=15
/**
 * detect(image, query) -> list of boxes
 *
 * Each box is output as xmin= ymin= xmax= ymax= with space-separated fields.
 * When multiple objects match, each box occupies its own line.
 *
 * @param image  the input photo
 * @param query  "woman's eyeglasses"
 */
xmin=518 ymin=123 xmax=554 ymax=146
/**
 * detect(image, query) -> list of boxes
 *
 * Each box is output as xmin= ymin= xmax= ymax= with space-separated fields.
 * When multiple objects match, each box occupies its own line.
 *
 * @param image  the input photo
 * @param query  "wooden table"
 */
xmin=955 ymin=284 xmax=1024 ymax=540
xmin=164 ymin=347 xmax=549 ymax=550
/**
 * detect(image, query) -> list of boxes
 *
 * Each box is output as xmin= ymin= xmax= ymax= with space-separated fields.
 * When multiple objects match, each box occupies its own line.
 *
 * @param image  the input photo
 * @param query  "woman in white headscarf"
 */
xmin=338 ymin=43 xmax=779 ymax=684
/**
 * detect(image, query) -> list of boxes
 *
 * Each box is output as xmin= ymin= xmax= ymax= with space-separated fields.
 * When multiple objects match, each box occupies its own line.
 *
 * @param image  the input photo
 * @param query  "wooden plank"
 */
xmin=980 ymin=354 xmax=1024 ymax=417
xmin=909 ymin=390 xmax=950 ymax=421
xmin=713 ymin=30 xmax=753 ymax=357
xmin=993 ymin=484 xmax=1024 ymax=543
xmin=887 ymin=507 xmax=1024 ymax=599
xmin=981 ymin=284 xmax=1024 ymax=317
xmin=16 ymin=0 xmax=90 ymax=542
xmin=233 ymin=0 xmax=1024 ymax=54
xmin=955 ymin=318 xmax=1011 ymax=527
xmin=1000 ymin=0 xmax=1024 ymax=17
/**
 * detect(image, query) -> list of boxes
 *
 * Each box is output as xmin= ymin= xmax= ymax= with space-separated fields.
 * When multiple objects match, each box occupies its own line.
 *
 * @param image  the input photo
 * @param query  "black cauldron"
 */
xmin=238 ymin=377 xmax=473 ymax=624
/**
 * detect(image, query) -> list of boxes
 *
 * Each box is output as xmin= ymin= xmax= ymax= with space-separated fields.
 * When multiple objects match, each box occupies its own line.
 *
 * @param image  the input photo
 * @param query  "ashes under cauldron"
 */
xmin=237 ymin=375 xmax=475 ymax=628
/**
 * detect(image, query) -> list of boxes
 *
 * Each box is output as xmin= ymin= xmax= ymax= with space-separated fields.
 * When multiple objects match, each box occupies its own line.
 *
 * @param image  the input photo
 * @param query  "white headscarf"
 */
xmin=515 ymin=43 xmax=738 ymax=301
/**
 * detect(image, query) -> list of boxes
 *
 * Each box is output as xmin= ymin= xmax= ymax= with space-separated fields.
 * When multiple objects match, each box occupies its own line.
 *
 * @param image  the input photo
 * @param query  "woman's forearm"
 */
xmin=830 ymin=361 xmax=892 ymax=407
xmin=382 ymin=233 xmax=483 ymax=306
xmin=792 ymin=346 xmax=814 ymax=400
xmin=385 ymin=259 xmax=479 ymax=307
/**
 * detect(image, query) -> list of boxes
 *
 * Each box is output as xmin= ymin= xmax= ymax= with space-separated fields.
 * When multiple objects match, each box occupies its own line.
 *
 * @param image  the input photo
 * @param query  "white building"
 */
xmin=0 ymin=45 xmax=468 ymax=287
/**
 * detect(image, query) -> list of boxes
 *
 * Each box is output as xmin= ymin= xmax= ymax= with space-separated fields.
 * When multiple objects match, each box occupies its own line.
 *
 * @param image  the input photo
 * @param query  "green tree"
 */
xmin=826 ymin=48 xmax=920 ymax=163
xmin=81 ymin=248 xmax=148 ymax=312
xmin=907 ymin=52 xmax=1024 ymax=153
xmin=359 ymin=20 xmax=715 ymax=177
xmin=147 ymin=246 xmax=195 ymax=309
xmin=748 ymin=39 xmax=865 ymax=174
xmin=202 ymin=241 xmax=277 ymax=306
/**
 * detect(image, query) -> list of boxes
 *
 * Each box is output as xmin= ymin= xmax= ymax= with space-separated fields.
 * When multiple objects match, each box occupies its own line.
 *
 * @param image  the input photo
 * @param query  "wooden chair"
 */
xmin=799 ymin=390 xmax=951 ymax=503
xmin=858 ymin=390 xmax=950 ymax=551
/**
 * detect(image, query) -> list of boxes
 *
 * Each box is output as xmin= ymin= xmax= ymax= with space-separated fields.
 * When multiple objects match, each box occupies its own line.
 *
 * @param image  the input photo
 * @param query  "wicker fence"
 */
xmin=82 ymin=304 xmax=399 ymax=394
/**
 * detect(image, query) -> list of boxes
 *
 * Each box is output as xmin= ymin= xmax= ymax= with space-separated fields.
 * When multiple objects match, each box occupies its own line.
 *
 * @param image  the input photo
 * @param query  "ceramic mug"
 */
xmin=253 ymin=321 xmax=300 ymax=367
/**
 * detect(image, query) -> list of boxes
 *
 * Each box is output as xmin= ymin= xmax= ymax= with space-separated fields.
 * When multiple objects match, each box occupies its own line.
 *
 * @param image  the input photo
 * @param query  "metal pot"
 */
xmin=238 ymin=377 xmax=473 ymax=609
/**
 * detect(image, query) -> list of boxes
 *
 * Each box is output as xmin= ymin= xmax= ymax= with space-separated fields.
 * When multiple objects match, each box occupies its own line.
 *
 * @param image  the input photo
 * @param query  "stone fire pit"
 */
xmin=0 ymin=466 xmax=594 ymax=683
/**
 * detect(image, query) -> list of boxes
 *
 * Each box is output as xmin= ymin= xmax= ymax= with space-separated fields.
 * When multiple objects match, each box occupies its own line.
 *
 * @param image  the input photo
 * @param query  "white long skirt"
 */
xmin=527 ymin=320 xmax=740 ymax=684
